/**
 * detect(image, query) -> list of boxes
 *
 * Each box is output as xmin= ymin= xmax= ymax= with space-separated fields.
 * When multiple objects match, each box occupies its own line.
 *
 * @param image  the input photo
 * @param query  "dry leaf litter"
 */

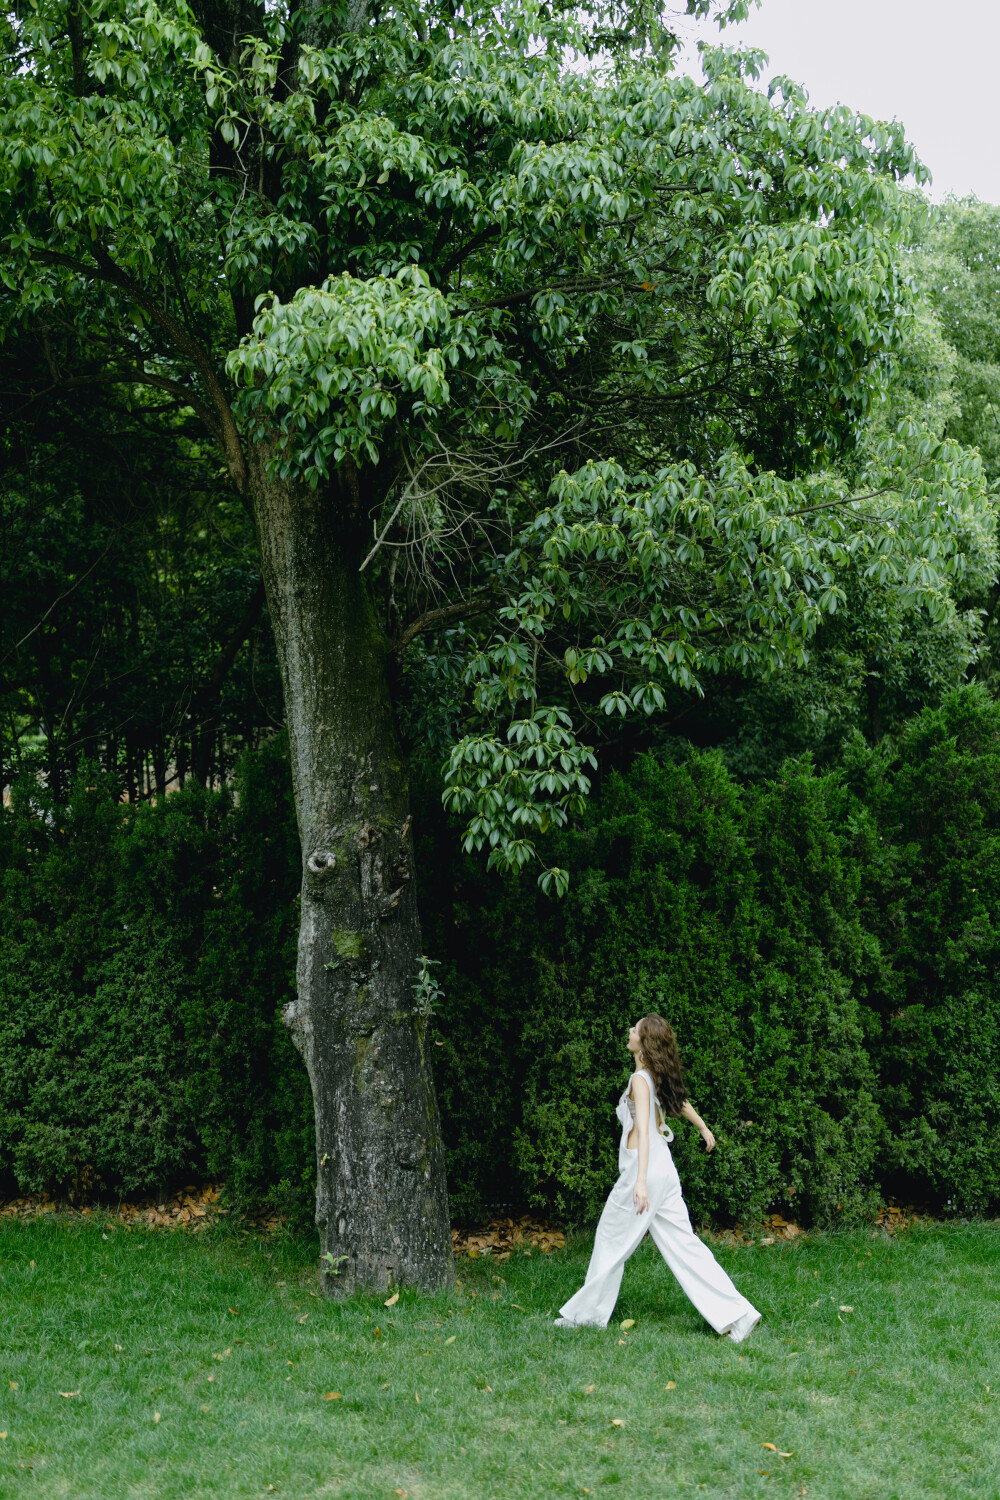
xmin=0 ymin=1184 xmax=279 ymax=1233
xmin=452 ymin=1216 xmax=566 ymax=1258
xmin=0 ymin=1190 xmax=931 ymax=1242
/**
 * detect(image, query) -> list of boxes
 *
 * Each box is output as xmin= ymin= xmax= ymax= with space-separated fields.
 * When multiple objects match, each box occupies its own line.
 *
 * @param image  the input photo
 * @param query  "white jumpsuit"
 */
xmin=557 ymin=1068 xmax=760 ymax=1341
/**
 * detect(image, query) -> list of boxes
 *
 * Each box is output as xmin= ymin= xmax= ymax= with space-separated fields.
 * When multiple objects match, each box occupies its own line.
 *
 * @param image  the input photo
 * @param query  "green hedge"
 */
xmin=3 ymin=687 xmax=999 ymax=1229
xmin=0 ymin=737 xmax=313 ymax=1220
xmin=419 ymin=683 xmax=1000 ymax=1226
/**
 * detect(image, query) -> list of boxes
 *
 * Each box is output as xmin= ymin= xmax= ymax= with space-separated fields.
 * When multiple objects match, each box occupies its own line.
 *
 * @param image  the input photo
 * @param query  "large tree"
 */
xmin=1 ymin=0 xmax=990 ymax=1288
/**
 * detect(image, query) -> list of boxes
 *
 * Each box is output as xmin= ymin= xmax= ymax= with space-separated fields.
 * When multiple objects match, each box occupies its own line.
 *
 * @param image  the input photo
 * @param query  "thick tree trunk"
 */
xmin=249 ymin=448 xmax=454 ymax=1293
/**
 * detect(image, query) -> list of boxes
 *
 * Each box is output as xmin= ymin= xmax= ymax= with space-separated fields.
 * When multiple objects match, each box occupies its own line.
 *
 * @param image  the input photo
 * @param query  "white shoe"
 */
xmin=727 ymin=1310 xmax=761 ymax=1344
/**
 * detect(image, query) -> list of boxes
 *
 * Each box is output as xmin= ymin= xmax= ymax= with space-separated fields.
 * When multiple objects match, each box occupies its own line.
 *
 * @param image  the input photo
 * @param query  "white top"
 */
xmin=617 ymin=1067 xmax=674 ymax=1144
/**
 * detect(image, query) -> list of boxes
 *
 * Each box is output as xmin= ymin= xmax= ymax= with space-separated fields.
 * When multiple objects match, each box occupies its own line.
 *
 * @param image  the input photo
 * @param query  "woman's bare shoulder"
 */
xmin=629 ymin=1072 xmax=650 ymax=1099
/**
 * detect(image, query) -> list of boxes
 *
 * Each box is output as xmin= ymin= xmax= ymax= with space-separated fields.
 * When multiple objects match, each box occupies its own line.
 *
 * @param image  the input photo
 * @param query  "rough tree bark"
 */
xmin=249 ymin=444 xmax=454 ymax=1293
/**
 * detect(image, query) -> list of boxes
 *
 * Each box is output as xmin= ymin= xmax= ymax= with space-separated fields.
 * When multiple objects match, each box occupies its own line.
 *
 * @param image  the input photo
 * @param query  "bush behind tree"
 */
xmin=0 ymin=735 xmax=312 ymax=1220
xmin=3 ymin=687 xmax=999 ymax=1228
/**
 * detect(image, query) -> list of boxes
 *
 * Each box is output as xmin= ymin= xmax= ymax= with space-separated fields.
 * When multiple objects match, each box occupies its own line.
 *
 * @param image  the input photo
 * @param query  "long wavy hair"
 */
xmin=638 ymin=1014 xmax=686 ymax=1120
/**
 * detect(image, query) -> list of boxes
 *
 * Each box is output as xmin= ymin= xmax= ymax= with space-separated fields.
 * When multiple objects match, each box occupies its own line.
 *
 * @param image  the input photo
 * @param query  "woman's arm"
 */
xmin=632 ymin=1075 xmax=651 ymax=1214
xmin=681 ymin=1099 xmax=716 ymax=1152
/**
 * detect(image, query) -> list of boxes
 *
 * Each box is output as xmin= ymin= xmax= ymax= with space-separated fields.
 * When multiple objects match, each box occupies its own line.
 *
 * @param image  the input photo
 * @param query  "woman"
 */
xmin=554 ymin=1014 xmax=760 ymax=1342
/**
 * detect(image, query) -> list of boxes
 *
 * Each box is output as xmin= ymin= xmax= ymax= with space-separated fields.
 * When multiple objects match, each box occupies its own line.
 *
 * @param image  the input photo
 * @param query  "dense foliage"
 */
xmin=0 ymin=369 xmax=283 ymax=800
xmin=426 ymin=683 xmax=1000 ymax=1224
xmin=4 ymin=684 xmax=998 ymax=1227
xmin=0 ymin=734 xmax=311 ymax=1216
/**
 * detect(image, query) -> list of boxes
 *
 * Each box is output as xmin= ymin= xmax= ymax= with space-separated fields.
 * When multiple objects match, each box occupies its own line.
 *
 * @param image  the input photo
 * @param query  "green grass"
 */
xmin=1 ymin=1217 xmax=999 ymax=1499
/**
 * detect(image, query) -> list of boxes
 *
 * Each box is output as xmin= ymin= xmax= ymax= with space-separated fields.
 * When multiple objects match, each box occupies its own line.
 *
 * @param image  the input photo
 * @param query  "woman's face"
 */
xmin=627 ymin=1021 xmax=643 ymax=1055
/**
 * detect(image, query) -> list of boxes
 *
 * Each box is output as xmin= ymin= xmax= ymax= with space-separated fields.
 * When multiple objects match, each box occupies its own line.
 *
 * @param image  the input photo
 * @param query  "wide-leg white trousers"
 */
xmin=558 ymin=1139 xmax=760 ymax=1339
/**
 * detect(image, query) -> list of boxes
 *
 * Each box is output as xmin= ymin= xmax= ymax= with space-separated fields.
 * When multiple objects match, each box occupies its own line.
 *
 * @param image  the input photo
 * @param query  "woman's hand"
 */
xmin=633 ymin=1180 xmax=650 ymax=1215
xmin=681 ymin=1099 xmax=716 ymax=1152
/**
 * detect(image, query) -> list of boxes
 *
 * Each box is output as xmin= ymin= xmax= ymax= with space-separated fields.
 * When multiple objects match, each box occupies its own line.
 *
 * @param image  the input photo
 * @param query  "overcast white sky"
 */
xmin=675 ymin=0 xmax=1000 ymax=203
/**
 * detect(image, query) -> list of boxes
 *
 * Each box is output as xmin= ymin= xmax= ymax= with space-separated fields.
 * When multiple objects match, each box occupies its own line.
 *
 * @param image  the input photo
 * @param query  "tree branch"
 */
xmin=32 ymin=247 xmax=247 ymax=492
xmin=394 ymin=598 xmax=493 ymax=655
xmin=13 ymin=367 xmax=223 ymax=441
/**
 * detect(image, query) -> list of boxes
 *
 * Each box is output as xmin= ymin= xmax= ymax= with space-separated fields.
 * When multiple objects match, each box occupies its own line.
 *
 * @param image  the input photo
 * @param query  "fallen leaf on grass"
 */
xmin=760 ymin=1236 xmax=775 ymax=1246
xmin=59 ymin=1391 xmax=80 ymax=1399
xmin=323 ymin=1393 xmax=341 ymax=1401
xmin=213 ymin=1349 xmax=232 ymax=1361
xmin=620 ymin=1319 xmax=635 ymax=1330
xmin=0 ymin=1432 xmax=7 ymax=1439
xmin=444 ymin=1335 xmax=456 ymax=1345
xmin=8 ymin=1382 xmax=17 ymax=1391
xmin=618 ymin=1339 xmax=626 ymax=1345
xmin=297 ymin=1315 xmax=309 ymax=1324
xmin=665 ymin=1381 xmax=676 ymax=1390
xmin=611 ymin=1418 xmax=624 ymax=1427
xmin=385 ymin=1293 xmax=399 ymax=1307
xmin=839 ymin=1306 xmax=854 ymax=1313
xmin=153 ymin=1412 xmax=160 ymax=1424
xmin=779 ymin=1452 xmax=794 ymax=1458
xmin=583 ymin=1384 xmax=595 ymax=1393
xmin=227 ymin=1307 xmax=239 ymax=1316
xmin=761 ymin=1443 xmax=777 ymax=1452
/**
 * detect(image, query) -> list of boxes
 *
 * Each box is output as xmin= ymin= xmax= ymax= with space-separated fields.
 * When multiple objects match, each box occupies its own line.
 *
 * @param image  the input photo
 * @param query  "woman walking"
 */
xmin=554 ymin=1014 xmax=760 ymax=1342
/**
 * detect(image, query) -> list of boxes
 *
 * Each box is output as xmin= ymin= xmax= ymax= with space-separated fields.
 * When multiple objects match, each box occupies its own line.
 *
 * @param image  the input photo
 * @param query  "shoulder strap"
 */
xmin=637 ymin=1068 xmax=665 ymax=1126
xmin=629 ymin=1068 xmax=657 ymax=1101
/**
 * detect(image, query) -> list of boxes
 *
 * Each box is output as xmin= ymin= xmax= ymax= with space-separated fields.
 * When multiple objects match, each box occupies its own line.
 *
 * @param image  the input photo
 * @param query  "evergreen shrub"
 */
xmin=0 ymin=736 xmax=313 ymax=1218
xmin=421 ymin=685 xmax=1000 ymax=1226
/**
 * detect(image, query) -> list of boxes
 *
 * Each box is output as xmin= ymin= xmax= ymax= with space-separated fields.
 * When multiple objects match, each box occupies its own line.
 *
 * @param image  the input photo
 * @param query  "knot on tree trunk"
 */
xmin=307 ymin=849 xmax=338 ymax=878
xmin=394 ymin=1135 xmax=426 ymax=1170
xmin=379 ymin=886 xmax=405 ymax=918
xmin=282 ymin=999 xmax=309 ymax=1054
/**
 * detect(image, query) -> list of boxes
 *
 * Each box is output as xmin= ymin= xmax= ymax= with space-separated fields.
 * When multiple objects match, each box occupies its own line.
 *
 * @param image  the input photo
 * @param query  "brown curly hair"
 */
xmin=638 ymin=1014 xmax=686 ymax=1119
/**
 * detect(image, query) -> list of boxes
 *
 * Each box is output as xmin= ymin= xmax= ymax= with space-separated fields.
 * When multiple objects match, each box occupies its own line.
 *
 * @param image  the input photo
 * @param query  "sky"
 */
xmin=675 ymin=0 xmax=1000 ymax=203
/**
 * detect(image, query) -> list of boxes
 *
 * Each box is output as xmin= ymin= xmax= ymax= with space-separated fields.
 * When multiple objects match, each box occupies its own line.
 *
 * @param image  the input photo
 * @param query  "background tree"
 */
xmin=1 ymin=0 xmax=991 ymax=1287
xmin=1 ymin=337 xmax=281 ymax=799
xmin=909 ymin=198 xmax=1000 ymax=691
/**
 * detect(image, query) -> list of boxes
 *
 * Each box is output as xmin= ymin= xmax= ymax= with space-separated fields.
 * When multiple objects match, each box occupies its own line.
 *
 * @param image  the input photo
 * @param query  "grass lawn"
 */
xmin=1 ymin=1215 xmax=998 ymax=1499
